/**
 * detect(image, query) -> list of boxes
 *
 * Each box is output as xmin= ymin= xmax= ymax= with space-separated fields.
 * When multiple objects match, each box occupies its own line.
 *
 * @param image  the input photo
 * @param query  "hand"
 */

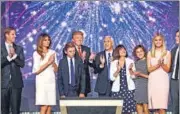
xmin=48 ymin=53 xmax=55 ymax=65
xmin=160 ymin=58 xmax=164 ymax=64
xmin=79 ymin=93 xmax=85 ymax=98
xmin=60 ymin=95 xmax=65 ymax=98
xmin=116 ymin=61 xmax=121 ymax=72
xmin=100 ymin=55 xmax=105 ymax=64
xmin=157 ymin=59 xmax=162 ymax=68
xmin=9 ymin=46 xmax=15 ymax=57
xmin=129 ymin=63 xmax=133 ymax=71
xmin=81 ymin=51 xmax=86 ymax=61
xmin=89 ymin=52 xmax=96 ymax=60
xmin=133 ymin=71 xmax=140 ymax=76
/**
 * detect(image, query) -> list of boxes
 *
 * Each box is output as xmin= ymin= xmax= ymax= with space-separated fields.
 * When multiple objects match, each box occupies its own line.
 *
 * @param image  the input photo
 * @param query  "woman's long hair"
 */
xmin=151 ymin=33 xmax=167 ymax=57
xmin=36 ymin=33 xmax=51 ymax=59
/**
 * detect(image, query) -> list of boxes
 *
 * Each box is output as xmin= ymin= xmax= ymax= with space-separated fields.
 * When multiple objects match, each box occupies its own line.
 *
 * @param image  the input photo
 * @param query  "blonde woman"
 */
xmin=32 ymin=33 xmax=58 ymax=114
xmin=147 ymin=33 xmax=171 ymax=114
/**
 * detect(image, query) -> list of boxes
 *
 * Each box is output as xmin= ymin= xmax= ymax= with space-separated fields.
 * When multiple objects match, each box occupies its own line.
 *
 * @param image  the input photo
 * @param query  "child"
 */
xmin=132 ymin=45 xmax=149 ymax=114
xmin=57 ymin=42 xmax=85 ymax=98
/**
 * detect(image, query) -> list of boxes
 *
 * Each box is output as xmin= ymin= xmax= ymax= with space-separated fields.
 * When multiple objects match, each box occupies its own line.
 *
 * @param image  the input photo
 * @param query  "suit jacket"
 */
xmin=110 ymin=58 xmax=136 ymax=92
xmin=63 ymin=45 xmax=95 ymax=93
xmin=94 ymin=51 xmax=112 ymax=94
xmin=57 ymin=56 xmax=86 ymax=96
xmin=170 ymin=45 xmax=179 ymax=78
xmin=1 ymin=42 xmax=25 ymax=88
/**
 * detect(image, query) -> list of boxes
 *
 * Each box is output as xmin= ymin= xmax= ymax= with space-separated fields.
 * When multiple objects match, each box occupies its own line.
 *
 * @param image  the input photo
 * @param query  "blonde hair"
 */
xmin=151 ymin=33 xmax=167 ymax=57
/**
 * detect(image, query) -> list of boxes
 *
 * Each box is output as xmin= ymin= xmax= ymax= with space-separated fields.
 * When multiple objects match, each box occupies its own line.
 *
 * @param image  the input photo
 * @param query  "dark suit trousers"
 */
xmin=1 ymin=81 xmax=22 ymax=114
xmin=170 ymin=79 xmax=179 ymax=114
xmin=98 ymin=81 xmax=112 ymax=97
xmin=66 ymin=85 xmax=78 ymax=97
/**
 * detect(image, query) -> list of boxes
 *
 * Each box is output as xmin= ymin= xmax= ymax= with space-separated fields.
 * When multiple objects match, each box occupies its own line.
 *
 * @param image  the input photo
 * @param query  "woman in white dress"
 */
xmin=32 ymin=33 xmax=58 ymax=114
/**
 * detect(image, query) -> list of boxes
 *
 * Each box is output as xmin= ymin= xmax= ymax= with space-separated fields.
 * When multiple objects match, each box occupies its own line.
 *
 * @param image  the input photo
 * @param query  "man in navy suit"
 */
xmin=94 ymin=36 xmax=114 ymax=97
xmin=1 ymin=27 xmax=25 ymax=114
xmin=58 ymin=42 xmax=86 ymax=98
xmin=63 ymin=31 xmax=96 ymax=96
xmin=170 ymin=30 xmax=179 ymax=114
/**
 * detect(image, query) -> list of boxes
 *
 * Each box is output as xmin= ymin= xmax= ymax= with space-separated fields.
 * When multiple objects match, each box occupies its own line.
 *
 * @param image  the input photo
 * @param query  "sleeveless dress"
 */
xmin=148 ymin=51 xmax=170 ymax=109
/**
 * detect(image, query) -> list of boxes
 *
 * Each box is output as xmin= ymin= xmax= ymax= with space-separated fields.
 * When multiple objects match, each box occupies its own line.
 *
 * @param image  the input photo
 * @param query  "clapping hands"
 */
xmin=48 ymin=53 xmax=55 ymax=65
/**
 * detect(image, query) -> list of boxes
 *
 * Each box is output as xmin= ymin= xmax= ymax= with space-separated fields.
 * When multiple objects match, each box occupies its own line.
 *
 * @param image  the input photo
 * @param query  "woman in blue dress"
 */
xmin=110 ymin=45 xmax=136 ymax=114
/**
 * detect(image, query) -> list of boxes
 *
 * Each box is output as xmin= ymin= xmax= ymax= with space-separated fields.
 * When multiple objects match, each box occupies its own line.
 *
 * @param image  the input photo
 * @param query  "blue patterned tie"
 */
xmin=108 ymin=53 xmax=111 ymax=80
xmin=70 ymin=59 xmax=75 ymax=86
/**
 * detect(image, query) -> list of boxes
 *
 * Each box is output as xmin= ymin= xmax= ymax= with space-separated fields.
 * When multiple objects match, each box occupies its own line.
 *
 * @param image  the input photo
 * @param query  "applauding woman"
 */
xmin=110 ymin=45 xmax=136 ymax=114
xmin=132 ymin=45 xmax=149 ymax=114
xmin=147 ymin=33 xmax=171 ymax=114
xmin=32 ymin=33 xmax=58 ymax=114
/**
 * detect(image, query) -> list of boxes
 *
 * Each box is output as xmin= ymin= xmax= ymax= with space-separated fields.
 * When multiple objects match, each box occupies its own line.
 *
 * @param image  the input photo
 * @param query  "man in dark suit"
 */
xmin=170 ymin=30 xmax=179 ymax=114
xmin=1 ymin=27 xmax=25 ymax=114
xmin=94 ymin=36 xmax=114 ymax=97
xmin=58 ymin=42 xmax=85 ymax=97
xmin=71 ymin=31 xmax=96 ymax=96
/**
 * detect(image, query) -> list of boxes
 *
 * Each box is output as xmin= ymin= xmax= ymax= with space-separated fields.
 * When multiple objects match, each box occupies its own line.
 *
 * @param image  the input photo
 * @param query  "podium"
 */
xmin=59 ymin=98 xmax=123 ymax=114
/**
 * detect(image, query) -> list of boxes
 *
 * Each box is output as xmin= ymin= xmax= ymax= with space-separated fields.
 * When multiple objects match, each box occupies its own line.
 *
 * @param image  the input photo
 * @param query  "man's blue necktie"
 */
xmin=108 ymin=53 xmax=111 ymax=80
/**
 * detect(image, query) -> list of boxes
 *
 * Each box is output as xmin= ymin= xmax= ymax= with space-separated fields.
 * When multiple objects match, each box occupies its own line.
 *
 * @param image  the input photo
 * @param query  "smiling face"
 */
xmin=5 ymin=30 xmax=16 ymax=43
xmin=72 ymin=34 xmax=83 ymax=46
xmin=104 ymin=36 xmax=113 ymax=51
xmin=119 ymin=47 xmax=127 ymax=57
xmin=135 ymin=47 xmax=145 ymax=59
xmin=154 ymin=36 xmax=163 ymax=48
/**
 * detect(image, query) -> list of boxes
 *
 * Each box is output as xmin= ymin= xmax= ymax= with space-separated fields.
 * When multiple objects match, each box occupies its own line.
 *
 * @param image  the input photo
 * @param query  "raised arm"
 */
xmin=147 ymin=52 xmax=161 ymax=73
xmin=32 ymin=52 xmax=54 ymax=75
xmin=110 ymin=60 xmax=120 ymax=81
xmin=161 ymin=51 xmax=171 ymax=73
xmin=52 ymin=52 xmax=58 ymax=72
xmin=13 ymin=47 xmax=25 ymax=68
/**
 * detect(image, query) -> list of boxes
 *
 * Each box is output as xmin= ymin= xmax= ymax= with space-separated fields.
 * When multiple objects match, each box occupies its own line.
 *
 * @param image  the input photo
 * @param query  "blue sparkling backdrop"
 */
xmin=1 ymin=1 xmax=179 ymax=80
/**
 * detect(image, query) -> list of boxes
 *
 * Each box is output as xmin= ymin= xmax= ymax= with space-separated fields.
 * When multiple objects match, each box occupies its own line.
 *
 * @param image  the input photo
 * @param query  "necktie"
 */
xmin=174 ymin=49 xmax=179 ymax=80
xmin=108 ymin=53 xmax=111 ymax=80
xmin=78 ymin=46 xmax=82 ymax=57
xmin=70 ymin=59 xmax=75 ymax=86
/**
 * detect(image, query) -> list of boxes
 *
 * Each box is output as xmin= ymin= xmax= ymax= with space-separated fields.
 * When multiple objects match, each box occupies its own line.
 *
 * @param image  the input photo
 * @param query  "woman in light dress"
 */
xmin=147 ymin=33 xmax=171 ymax=114
xmin=32 ymin=33 xmax=58 ymax=114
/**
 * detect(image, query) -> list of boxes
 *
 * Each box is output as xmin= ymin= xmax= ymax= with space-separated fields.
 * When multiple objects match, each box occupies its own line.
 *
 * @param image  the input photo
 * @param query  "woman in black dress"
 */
xmin=110 ymin=45 xmax=136 ymax=114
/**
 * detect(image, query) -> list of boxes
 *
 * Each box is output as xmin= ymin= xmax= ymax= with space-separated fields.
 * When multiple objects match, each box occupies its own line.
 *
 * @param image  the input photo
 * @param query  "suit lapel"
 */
xmin=172 ymin=46 xmax=178 ymax=60
xmin=81 ymin=45 xmax=85 ymax=52
xmin=103 ymin=51 xmax=108 ymax=68
xmin=2 ymin=43 xmax=8 ymax=56
xmin=13 ymin=43 xmax=17 ymax=53
xmin=75 ymin=59 xmax=78 ymax=80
